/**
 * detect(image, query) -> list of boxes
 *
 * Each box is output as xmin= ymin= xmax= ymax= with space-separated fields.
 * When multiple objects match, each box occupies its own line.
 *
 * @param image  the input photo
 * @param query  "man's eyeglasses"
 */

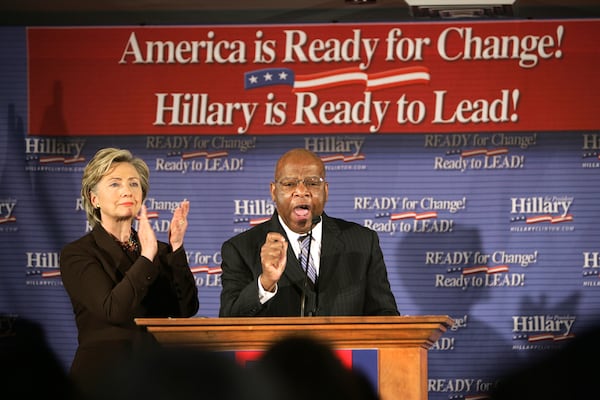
xmin=275 ymin=176 xmax=325 ymax=192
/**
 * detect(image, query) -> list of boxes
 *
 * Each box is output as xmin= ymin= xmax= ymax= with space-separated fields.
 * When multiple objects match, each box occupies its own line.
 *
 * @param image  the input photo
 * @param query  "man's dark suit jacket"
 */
xmin=60 ymin=224 xmax=199 ymax=393
xmin=219 ymin=212 xmax=399 ymax=317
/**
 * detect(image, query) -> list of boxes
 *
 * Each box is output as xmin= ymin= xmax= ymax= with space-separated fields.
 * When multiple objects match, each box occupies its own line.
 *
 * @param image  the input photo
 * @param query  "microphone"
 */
xmin=300 ymin=215 xmax=321 ymax=317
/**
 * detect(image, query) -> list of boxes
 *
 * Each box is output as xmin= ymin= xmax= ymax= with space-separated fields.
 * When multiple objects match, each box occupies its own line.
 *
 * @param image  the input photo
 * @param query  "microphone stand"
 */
xmin=300 ymin=215 xmax=320 ymax=317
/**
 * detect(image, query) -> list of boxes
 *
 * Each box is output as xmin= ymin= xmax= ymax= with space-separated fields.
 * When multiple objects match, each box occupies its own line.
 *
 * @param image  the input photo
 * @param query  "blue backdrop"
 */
xmin=1 ymin=25 xmax=599 ymax=399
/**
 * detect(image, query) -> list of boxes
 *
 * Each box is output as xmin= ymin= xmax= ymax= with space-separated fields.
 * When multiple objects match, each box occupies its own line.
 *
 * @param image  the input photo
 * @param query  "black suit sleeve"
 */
xmin=219 ymin=237 xmax=266 ymax=317
xmin=362 ymin=229 xmax=400 ymax=316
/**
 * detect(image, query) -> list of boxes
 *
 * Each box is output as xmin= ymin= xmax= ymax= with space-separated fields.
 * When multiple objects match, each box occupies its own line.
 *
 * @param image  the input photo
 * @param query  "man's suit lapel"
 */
xmin=316 ymin=214 xmax=343 ymax=287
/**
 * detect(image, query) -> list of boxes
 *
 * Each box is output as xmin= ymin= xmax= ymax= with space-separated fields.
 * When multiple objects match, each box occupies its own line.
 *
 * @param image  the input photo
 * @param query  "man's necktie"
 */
xmin=298 ymin=235 xmax=317 ymax=283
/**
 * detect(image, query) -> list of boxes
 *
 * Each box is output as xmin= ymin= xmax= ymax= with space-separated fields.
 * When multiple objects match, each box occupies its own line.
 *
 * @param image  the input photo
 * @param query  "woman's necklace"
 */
xmin=111 ymin=229 xmax=140 ymax=254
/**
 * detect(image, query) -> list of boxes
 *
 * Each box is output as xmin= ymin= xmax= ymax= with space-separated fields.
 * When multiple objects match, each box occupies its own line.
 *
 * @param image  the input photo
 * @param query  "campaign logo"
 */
xmin=25 ymin=250 xmax=62 ymax=286
xmin=305 ymin=136 xmax=367 ymax=172
xmin=509 ymin=195 xmax=575 ymax=232
xmin=581 ymin=133 xmax=600 ymax=169
xmin=24 ymin=138 xmax=87 ymax=171
xmin=512 ymin=314 xmax=576 ymax=350
xmin=232 ymin=199 xmax=275 ymax=232
xmin=582 ymin=251 xmax=600 ymax=287
xmin=0 ymin=198 xmax=17 ymax=231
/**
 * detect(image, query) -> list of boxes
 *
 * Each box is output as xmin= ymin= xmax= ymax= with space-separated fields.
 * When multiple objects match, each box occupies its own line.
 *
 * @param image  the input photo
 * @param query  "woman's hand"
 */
xmin=138 ymin=204 xmax=158 ymax=261
xmin=169 ymin=199 xmax=190 ymax=251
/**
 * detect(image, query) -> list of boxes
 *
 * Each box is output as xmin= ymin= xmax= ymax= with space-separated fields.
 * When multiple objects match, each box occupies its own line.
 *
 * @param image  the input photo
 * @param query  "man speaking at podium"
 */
xmin=219 ymin=148 xmax=399 ymax=317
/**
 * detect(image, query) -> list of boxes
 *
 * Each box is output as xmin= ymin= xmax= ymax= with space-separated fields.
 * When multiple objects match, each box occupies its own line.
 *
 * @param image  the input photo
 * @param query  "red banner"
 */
xmin=27 ymin=20 xmax=600 ymax=136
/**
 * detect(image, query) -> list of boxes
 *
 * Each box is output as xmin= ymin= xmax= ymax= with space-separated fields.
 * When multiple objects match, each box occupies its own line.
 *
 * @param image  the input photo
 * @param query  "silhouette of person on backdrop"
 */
xmin=395 ymin=224 xmax=525 ymax=398
xmin=60 ymin=148 xmax=198 ymax=397
xmin=40 ymin=80 xmax=68 ymax=134
xmin=219 ymin=148 xmax=399 ymax=317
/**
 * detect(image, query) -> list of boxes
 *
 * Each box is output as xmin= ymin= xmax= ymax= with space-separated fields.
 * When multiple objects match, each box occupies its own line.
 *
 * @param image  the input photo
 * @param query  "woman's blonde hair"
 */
xmin=81 ymin=148 xmax=150 ymax=227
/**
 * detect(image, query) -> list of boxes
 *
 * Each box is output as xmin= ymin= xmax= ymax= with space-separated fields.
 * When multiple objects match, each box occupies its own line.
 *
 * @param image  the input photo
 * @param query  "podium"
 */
xmin=136 ymin=315 xmax=453 ymax=400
